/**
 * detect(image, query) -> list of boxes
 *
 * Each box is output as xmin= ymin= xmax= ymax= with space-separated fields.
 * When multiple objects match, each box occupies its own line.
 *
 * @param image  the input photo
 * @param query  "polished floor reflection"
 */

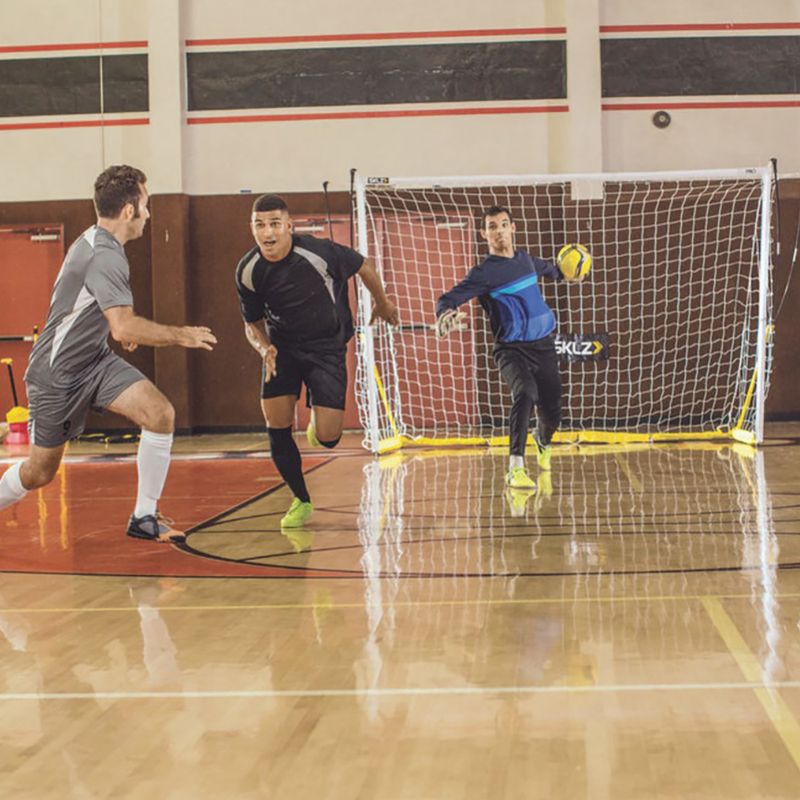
xmin=1 ymin=426 xmax=800 ymax=798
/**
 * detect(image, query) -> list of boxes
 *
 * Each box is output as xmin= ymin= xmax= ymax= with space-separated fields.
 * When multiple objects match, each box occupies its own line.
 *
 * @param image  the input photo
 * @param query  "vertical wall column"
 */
xmin=147 ymin=1 xmax=192 ymax=429
xmin=564 ymin=0 xmax=603 ymax=179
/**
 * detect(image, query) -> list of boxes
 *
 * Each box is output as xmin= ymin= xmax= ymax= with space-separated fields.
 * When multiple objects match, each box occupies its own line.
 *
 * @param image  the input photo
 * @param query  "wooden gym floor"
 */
xmin=1 ymin=424 xmax=800 ymax=799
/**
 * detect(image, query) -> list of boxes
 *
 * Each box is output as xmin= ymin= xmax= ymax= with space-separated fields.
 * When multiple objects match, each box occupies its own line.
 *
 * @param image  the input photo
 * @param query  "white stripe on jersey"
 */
xmin=49 ymin=286 xmax=97 ymax=367
xmin=238 ymin=251 xmax=260 ymax=292
xmin=83 ymin=227 xmax=98 ymax=249
xmin=294 ymin=246 xmax=334 ymax=301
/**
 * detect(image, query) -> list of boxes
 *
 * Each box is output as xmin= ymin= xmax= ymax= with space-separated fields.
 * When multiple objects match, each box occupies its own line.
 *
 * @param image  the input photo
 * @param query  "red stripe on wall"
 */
xmin=600 ymin=23 xmax=800 ymax=34
xmin=0 ymin=118 xmax=149 ymax=132
xmin=603 ymin=100 xmax=800 ymax=110
xmin=186 ymin=28 xmax=566 ymax=47
xmin=0 ymin=40 xmax=147 ymax=54
xmin=187 ymin=105 xmax=569 ymax=124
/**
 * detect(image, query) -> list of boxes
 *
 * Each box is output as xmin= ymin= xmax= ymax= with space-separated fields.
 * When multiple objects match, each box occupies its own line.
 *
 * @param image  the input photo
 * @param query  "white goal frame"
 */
xmin=354 ymin=166 xmax=774 ymax=454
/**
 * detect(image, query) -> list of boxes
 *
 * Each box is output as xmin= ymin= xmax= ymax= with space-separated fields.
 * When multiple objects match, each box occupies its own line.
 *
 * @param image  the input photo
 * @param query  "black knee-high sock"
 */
xmin=267 ymin=427 xmax=310 ymax=503
xmin=509 ymin=391 xmax=535 ymax=457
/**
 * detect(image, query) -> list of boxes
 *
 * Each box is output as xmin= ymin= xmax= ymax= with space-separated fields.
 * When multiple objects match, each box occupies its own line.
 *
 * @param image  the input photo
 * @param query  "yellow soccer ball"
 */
xmin=557 ymin=244 xmax=592 ymax=282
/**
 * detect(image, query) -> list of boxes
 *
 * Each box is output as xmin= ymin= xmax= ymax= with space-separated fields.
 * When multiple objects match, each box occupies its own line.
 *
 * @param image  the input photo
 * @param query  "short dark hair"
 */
xmin=94 ymin=165 xmax=146 ymax=218
xmin=482 ymin=205 xmax=514 ymax=227
xmin=252 ymin=194 xmax=289 ymax=214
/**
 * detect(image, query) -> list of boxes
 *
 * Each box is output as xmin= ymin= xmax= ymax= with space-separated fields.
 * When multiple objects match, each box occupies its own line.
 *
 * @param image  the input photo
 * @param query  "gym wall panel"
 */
xmin=182 ymin=0 xmax=563 ymax=39
xmin=0 ymin=126 xmax=154 ymax=202
xmin=187 ymin=42 xmax=565 ymax=110
xmin=601 ymin=107 xmax=800 ymax=172
xmin=599 ymin=0 xmax=800 ymax=26
xmin=0 ymin=0 xmax=150 ymax=203
xmin=0 ymin=54 xmax=148 ymax=118
xmin=183 ymin=113 xmax=568 ymax=196
xmin=0 ymin=0 xmax=147 ymax=46
xmin=596 ymin=2 xmax=800 ymax=173
xmin=602 ymin=37 xmax=800 ymax=97
xmin=180 ymin=0 xmax=569 ymax=193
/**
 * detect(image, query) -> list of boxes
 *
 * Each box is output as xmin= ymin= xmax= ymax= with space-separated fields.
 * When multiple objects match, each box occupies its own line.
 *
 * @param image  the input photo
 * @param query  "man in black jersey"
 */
xmin=236 ymin=194 xmax=399 ymax=528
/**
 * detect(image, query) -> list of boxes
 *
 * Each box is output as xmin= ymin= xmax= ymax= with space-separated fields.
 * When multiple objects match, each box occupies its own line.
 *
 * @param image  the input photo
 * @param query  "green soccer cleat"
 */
xmin=534 ymin=433 xmax=552 ymax=471
xmin=281 ymin=498 xmax=313 ymax=528
xmin=505 ymin=466 xmax=537 ymax=490
xmin=306 ymin=419 xmax=321 ymax=448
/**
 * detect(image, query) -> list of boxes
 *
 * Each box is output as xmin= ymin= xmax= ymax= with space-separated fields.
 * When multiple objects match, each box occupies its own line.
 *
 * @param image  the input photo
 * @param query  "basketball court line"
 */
xmin=0 ymin=446 xmax=367 ymax=467
xmin=702 ymin=596 xmax=800 ymax=772
xmin=5 ymin=680 xmax=800 ymax=702
xmin=7 ymin=590 xmax=800 ymax=614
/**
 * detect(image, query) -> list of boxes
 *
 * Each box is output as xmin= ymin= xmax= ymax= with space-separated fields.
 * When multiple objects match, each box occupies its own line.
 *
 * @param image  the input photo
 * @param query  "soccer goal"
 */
xmin=353 ymin=167 xmax=774 ymax=454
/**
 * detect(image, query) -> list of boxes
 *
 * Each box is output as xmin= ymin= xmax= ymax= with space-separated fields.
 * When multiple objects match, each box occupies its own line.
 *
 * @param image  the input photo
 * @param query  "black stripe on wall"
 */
xmin=100 ymin=55 xmax=149 ymax=114
xmin=0 ymin=54 xmax=148 ymax=117
xmin=187 ymin=41 xmax=566 ymax=111
xmin=602 ymin=36 xmax=800 ymax=97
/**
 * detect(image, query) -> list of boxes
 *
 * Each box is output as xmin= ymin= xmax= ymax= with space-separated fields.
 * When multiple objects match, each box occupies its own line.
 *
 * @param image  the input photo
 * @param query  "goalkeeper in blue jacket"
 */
xmin=435 ymin=205 xmax=565 ymax=491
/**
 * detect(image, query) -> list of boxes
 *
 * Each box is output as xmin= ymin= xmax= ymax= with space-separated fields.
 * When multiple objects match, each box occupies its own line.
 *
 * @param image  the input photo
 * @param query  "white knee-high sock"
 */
xmin=134 ymin=430 xmax=173 ymax=519
xmin=0 ymin=462 xmax=27 ymax=511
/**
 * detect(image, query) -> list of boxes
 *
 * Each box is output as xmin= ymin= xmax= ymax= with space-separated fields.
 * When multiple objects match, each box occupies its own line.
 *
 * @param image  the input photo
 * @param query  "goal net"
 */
xmin=354 ymin=168 xmax=774 ymax=454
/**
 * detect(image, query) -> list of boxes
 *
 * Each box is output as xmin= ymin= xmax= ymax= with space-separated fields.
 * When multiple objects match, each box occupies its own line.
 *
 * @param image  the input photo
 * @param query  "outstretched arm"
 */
xmin=104 ymin=306 xmax=216 ymax=350
xmin=436 ymin=267 xmax=489 ymax=317
xmin=434 ymin=268 xmax=489 ymax=339
xmin=357 ymin=258 xmax=400 ymax=325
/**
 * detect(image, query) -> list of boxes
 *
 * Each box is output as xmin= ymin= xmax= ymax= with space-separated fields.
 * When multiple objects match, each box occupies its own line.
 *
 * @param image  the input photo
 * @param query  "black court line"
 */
xmin=234 ymin=526 xmax=800 ymax=561
xmin=179 ymin=467 xmax=800 ymax=577
xmin=208 ymin=501 xmax=800 ymax=526
xmin=183 ymin=457 xmax=334 ymax=534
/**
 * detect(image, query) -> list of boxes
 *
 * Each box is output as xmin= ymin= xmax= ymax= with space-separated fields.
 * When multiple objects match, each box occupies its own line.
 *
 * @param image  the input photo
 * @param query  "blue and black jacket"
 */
xmin=436 ymin=250 xmax=562 ymax=344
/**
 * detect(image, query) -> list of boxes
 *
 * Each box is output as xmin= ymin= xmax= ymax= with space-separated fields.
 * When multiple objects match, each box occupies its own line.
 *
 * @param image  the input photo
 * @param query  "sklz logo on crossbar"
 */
xmin=555 ymin=333 xmax=610 ymax=363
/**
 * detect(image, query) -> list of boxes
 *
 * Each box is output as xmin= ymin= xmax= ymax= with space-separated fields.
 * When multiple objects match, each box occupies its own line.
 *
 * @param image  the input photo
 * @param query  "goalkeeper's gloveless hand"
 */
xmin=435 ymin=309 xmax=468 ymax=339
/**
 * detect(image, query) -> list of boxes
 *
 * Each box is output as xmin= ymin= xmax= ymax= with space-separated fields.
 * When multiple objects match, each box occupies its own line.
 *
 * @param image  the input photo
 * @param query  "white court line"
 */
xmin=5 ymin=681 xmax=800 ymax=701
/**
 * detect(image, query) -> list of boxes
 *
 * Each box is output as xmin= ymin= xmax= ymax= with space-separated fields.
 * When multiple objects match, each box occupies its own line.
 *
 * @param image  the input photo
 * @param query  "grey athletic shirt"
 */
xmin=25 ymin=226 xmax=134 ymax=388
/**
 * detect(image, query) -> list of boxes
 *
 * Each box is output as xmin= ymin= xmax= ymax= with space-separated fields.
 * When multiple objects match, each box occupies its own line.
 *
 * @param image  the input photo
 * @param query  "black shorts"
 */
xmin=261 ymin=345 xmax=347 ymax=410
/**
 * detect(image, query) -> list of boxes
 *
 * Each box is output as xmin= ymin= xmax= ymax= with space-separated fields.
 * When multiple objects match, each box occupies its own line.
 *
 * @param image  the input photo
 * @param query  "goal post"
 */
xmin=354 ymin=167 xmax=775 ymax=454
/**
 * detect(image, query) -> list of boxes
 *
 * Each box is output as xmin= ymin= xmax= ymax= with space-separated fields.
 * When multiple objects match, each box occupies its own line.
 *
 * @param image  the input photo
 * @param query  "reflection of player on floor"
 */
xmin=436 ymin=205 xmax=565 ymax=490
xmin=236 ymin=194 xmax=398 ymax=528
xmin=0 ymin=165 xmax=217 ymax=542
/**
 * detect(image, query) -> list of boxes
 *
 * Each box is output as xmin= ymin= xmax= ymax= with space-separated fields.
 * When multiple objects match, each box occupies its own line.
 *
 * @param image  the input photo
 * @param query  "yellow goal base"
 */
xmin=375 ymin=427 xmax=757 ymax=455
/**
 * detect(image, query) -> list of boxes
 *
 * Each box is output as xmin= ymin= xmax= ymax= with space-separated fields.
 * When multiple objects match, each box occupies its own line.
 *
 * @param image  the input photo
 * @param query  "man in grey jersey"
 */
xmin=0 ymin=165 xmax=216 ymax=542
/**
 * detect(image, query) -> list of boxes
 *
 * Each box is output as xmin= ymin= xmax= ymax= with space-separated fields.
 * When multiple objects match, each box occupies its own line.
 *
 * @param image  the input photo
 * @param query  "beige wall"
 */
xmin=182 ymin=0 xmax=564 ymax=38
xmin=0 ymin=0 xmax=147 ymax=44
xmin=1 ymin=0 xmax=799 ymax=201
xmin=599 ymin=0 xmax=800 ymax=173
xmin=601 ymin=0 xmax=800 ymax=25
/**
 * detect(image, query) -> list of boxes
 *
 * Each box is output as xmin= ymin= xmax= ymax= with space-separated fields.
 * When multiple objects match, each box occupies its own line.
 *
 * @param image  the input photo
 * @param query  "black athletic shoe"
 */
xmin=127 ymin=513 xmax=186 ymax=543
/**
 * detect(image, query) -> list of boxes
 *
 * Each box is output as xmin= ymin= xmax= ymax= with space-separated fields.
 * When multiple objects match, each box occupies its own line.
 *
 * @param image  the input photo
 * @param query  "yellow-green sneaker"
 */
xmin=534 ymin=433 xmax=552 ymax=471
xmin=306 ymin=419 xmax=321 ymax=447
xmin=505 ymin=466 xmax=536 ymax=490
xmin=281 ymin=498 xmax=313 ymax=528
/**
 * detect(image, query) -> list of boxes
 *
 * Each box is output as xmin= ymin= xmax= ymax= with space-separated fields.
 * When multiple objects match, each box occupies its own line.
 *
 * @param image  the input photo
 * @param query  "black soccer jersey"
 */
xmin=235 ymin=234 xmax=364 ymax=349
